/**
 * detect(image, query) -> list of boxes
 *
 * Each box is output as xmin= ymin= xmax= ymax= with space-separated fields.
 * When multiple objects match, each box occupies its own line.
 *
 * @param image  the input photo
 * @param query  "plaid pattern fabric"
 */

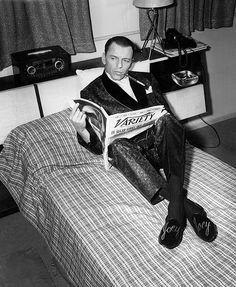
xmin=0 ymin=109 xmax=236 ymax=287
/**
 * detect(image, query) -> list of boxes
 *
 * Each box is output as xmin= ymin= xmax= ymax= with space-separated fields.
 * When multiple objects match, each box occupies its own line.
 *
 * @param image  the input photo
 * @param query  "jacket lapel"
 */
xmin=128 ymin=72 xmax=148 ymax=108
xmin=102 ymin=72 xmax=146 ymax=110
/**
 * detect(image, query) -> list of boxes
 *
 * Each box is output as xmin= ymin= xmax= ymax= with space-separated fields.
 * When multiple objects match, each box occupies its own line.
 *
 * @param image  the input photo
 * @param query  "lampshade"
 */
xmin=133 ymin=0 xmax=174 ymax=8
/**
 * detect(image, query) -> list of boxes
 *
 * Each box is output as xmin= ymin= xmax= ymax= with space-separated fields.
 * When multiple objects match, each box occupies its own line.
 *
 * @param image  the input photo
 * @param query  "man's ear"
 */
xmin=102 ymin=53 xmax=106 ymax=65
xmin=130 ymin=60 xmax=135 ymax=70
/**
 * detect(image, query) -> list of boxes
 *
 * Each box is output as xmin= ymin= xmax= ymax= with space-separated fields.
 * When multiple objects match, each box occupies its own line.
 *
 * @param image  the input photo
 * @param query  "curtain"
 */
xmin=139 ymin=0 xmax=236 ymax=40
xmin=0 ymin=0 xmax=96 ymax=71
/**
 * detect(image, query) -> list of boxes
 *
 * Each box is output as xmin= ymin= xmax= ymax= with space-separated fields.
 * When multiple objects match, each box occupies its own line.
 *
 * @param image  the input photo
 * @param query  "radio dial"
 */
xmin=27 ymin=65 xmax=36 ymax=75
xmin=54 ymin=59 xmax=64 ymax=71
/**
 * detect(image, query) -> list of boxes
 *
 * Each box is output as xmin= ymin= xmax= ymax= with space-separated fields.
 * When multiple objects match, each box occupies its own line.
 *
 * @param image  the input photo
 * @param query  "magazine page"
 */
xmin=70 ymin=98 xmax=108 ymax=144
xmin=69 ymin=99 xmax=167 ymax=170
xmin=105 ymin=105 xmax=166 ymax=142
xmin=103 ymin=105 xmax=167 ymax=170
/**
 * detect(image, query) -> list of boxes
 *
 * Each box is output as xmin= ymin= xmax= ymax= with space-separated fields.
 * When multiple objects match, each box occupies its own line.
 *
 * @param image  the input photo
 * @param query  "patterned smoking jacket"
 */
xmin=77 ymin=70 xmax=171 ymax=154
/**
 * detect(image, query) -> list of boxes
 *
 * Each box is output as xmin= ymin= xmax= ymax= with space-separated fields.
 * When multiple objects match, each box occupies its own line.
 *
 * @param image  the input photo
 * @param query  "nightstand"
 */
xmin=135 ymin=45 xmax=208 ymax=120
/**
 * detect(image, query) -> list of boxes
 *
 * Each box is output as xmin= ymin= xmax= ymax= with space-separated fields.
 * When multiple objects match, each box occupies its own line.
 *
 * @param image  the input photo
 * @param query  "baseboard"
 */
xmin=207 ymin=112 xmax=236 ymax=125
xmin=184 ymin=112 xmax=236 ymax=130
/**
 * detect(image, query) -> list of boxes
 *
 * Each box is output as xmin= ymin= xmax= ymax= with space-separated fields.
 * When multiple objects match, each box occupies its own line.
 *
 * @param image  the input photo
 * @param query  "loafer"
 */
xmin=158 ymin=219 xmax=185 ymax=249
xmin=188 ymin=213 xmax=218 ymax=242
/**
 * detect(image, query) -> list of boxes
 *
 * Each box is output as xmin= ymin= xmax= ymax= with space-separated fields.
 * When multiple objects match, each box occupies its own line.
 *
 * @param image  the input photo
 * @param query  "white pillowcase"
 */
xmin=130 ymin=59 xmax=150 ymax=73
xmin=75 ymin=59 xmax=150 ymax=96
xmin=76 ymin=67 xmax=104 ymax=90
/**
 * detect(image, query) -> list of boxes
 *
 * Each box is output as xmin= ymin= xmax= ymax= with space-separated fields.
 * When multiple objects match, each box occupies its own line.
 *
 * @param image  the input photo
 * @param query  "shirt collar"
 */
xmin=105 ymin=71 xmax=129 ymax=86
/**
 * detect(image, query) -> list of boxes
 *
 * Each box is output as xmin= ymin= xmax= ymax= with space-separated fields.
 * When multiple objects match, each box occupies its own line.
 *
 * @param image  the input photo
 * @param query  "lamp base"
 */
xmin=134 ymin=47 xmax=163 ymax=62
xmin=134 ymin=48 xmax=152 ymax=61
xmin=140 ymin=8 xmax=162 ymax=59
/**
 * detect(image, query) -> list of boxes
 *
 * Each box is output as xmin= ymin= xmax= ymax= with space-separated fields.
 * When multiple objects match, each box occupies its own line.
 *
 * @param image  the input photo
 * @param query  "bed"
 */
xmin=0 ymin=106 xmax=236 ymax=286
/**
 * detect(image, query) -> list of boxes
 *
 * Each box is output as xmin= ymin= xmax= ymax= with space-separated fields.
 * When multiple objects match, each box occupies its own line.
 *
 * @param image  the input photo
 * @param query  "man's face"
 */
xmin=102 ymin=42 xmax=133 ymax=81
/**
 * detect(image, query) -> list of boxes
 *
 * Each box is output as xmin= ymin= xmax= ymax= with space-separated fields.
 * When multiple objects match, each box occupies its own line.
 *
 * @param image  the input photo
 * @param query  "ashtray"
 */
xmin=171 ymin=70 xmax=199 ymax=87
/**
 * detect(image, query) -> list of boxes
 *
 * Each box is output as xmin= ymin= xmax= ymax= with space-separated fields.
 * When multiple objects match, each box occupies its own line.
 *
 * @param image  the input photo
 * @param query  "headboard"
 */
xmin=0 ymin=59 xmax=150 ymax=145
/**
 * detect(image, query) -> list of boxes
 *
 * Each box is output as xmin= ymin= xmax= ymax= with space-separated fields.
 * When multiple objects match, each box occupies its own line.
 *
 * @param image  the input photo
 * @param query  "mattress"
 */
xmin=0 ymin=109 xmax=235 ymax=287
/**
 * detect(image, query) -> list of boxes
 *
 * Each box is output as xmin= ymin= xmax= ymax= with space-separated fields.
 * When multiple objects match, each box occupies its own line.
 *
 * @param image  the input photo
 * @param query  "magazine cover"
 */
xmin=69 ymin=99 xmax=167 ymax=170
xmin=154 ymin=40 xmax=208 ymax=57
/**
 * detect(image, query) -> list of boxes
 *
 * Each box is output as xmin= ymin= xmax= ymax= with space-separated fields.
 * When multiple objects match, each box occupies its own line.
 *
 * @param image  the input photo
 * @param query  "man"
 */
xmin=70 ymin=36 xmax=217 ymax=249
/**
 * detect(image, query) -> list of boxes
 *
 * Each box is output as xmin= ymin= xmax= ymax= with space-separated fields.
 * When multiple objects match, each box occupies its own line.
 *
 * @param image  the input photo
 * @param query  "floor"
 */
xmin=187 ymin=116 xmax=236 ymax=168
xmin=0 ymin=116 xmax=235 ymax=286
xmin=0 ymin=212 xmax=71 ymax=286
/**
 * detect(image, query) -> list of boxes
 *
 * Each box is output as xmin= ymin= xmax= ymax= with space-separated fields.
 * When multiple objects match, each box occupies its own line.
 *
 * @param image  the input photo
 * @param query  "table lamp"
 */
xmin=133 ymin=0 xmax=174 ymax=58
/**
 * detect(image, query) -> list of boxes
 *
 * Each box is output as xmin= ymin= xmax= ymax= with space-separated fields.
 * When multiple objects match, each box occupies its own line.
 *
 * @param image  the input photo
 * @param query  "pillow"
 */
xmin=76 ymin=67 xmax=104 ymax=90
xmin=130 ymin=60 xmax=150 ymax=73
xmin=75 ymin=59 xmax=150 ymax=94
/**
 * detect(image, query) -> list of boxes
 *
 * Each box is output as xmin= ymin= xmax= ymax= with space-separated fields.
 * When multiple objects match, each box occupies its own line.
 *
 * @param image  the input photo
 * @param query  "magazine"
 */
xmin=154 ymin=40 xmax=208 ymax=57
xmin=69 ymin=98 xmax=167 ymax=170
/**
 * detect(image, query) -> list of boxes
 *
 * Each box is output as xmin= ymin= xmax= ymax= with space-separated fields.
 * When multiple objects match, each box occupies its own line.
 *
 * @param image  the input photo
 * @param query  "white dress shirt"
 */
xmin=106 ymin=72 xmax=138 ymax=102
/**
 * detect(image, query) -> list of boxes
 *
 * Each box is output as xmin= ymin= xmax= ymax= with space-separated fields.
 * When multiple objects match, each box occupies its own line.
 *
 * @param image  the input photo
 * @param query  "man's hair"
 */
xmin=104 ymin=36 xmax=135 ymax=55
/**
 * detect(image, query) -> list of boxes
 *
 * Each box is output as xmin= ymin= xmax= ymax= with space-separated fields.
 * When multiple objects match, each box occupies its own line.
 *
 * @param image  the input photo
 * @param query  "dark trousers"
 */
xmin=109 ymin=113 xmax=204 ymax=217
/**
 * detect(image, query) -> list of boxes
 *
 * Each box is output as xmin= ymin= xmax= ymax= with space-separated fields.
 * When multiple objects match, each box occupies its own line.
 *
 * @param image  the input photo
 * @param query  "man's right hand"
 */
xmin=69 ymin=103 xmax=90 ymax=143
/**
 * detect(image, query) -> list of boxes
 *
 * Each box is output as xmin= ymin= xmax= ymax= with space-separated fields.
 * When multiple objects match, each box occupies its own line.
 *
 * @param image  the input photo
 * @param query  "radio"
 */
xmin=11 ymin=46 xmax=71 ymax=84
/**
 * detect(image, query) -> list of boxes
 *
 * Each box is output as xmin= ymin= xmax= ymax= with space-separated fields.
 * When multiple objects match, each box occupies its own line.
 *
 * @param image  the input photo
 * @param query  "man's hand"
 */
xmin=69 ymin=103 xmax=90 ymax=143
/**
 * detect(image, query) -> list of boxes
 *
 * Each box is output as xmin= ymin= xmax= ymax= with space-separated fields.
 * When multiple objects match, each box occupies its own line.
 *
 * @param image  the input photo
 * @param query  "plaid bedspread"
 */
xmin=0 ymin=109 xmax=236 ymax=287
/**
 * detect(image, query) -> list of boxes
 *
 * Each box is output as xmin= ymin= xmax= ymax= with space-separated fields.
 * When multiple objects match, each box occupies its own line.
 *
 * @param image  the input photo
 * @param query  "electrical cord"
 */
xmin=177 ymin=43 xmax=188 ymax=68
xmin=189 ymin=116 xmax=221 ymax=149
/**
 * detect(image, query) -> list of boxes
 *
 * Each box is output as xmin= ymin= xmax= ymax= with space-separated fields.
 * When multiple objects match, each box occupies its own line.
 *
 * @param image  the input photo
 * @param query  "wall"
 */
xmin=1 ymin=0 xmax=235 ymax=129
xmin=72 ymin=0 xmax=142 ymax=61
xmin=186 ymin=26 xmax=236 ymax=129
